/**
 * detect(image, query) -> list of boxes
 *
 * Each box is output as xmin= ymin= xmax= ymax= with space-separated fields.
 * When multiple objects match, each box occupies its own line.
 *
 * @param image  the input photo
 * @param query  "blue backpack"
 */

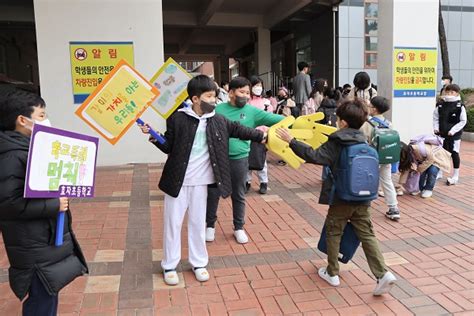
xmin=327 ymin=143 xmax=380 ymax=203
xmin=318 ymin=222 xmax=360 ymax=263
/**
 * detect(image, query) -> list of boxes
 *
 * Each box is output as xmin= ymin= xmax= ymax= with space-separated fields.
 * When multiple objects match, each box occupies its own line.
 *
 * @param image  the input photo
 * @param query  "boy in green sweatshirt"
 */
xmin=206 ymin=77 xmax=284 ymax=244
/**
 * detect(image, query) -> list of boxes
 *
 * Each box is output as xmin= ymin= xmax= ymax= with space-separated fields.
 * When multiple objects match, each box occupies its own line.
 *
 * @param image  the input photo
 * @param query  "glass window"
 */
xmin=365 ymin=2 xmax=378 ymax=18
xmin=364 ymin=0 xmax=378 ymax=68
xmin=296 ymin=46 xmax=311 ymax=71
xmin=365 ymin=36 xmax=378 ymax=52
xmin=365 ymin=53 xmax=377 ymax=68
xmin=296 ymin=35 xmax=311 ymax=50
xmin=365 ymin=19 xmax=378 ymax=36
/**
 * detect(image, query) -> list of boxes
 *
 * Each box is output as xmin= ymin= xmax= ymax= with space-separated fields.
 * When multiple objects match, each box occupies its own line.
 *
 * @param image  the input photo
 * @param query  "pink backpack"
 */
xmin=403 ymin=170 xmax=420 ymax=193
xmin=302 ymin=98 xmax=316 ymax=115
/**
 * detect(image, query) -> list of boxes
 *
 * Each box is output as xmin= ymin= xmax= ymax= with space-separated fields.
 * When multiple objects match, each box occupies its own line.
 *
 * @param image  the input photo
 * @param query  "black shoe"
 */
xmin=385 ymin=207 xmax=400 ymax=221
xmin=245 ymin=182 xmax=251 ymax=193
xmin=277 ymin=160 xmax=287 ymax=166
xmin=259 ymin=183 xmax=268 ymax=194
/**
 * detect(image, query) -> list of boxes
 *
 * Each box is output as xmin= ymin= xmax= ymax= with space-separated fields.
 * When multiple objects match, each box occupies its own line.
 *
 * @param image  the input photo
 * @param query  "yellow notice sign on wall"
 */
xmin=393 ymin=47 xmax=437 ymax=98
xmin=75 ymin=60 xmax=160 ymax=145
xmin=70 ymin=42 xmax=134 ymax=103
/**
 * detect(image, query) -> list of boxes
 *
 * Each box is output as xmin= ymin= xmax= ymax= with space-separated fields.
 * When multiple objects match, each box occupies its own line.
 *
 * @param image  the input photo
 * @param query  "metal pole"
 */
xmin=332 ymin=5 xmax=338 ymax=87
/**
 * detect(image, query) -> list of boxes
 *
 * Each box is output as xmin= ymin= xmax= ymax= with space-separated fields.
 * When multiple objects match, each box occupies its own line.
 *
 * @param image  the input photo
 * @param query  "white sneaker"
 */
xmin=410 ymin=191 xmax=420 ymax=196
xmin=421 ymin=190 xmax=433 ymax=198
xmin=193 ymin=267 xmax=210 ymax=282
xmin=206 ymin=227 xmax=215 ymax=242
xmin=373 ymin=271 xmax=397 ymax=296
xmin=318 ymin=267 xmax=340 ymax=287
xmin=234 ymin=229 xmax=249 ymax=244
xmin=447 ymin=177 xmax=459 ymax=185
xmin=163 ymin=270 xmax=179 ymax=286
xmin=378 ymin=190 xmax=385 ymax=197
xmin=396 ymin=189 xmax=404 ymax=196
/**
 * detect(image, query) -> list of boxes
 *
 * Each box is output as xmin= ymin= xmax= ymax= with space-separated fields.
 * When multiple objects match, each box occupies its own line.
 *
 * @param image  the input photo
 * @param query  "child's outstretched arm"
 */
xmin=276 ymin=128 xmax=337 ymax=165
xmin=226 ymin=119 xmax=265 ymax=143
xmin=254 ymin=107 xmax=285 ymax=127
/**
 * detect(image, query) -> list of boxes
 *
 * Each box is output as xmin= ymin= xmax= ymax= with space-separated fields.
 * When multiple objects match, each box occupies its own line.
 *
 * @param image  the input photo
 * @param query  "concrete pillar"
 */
xmin=34 ymin=0 xmax=165 ymax=165
xmin=378 ymin=0 xmax=439 ymax=142
xmin=219 ymin=55 xmax=230 ymax=84
xmin=257 ymin=27 xmax=271 ymax=75
xmin=213 ymin=58 xmax=220 ymax=83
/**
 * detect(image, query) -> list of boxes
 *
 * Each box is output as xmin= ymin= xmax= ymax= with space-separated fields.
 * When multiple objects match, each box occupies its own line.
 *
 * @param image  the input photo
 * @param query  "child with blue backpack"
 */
xmin=276 ymin=98 xmax=396 ymax=295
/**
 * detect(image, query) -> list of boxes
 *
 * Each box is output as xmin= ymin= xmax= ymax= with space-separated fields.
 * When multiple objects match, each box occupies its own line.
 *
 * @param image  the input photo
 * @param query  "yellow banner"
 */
xmin=70 ymin=42 xmax=134 ymax=103
xmin=75 ymin=60 xmax=160 ymax=145
xmin=393 ymin=47 xmax=437 ymax=98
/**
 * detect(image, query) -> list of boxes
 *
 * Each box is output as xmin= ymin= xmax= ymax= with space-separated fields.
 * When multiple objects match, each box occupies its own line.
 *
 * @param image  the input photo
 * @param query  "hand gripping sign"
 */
xmin=24 ymin=124 xmax=99 ymax=246
xmin=75 ymin=59 xmax=160 ymax=145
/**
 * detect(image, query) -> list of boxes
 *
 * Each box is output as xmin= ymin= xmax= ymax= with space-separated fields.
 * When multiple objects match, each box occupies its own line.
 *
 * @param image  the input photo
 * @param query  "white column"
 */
xmin=378 ymin=0 xmax=439 ymax=142
xmin=257 ymin=27 xmax=271 ymax=76
xmin=34 ymin=0 xmax=165 ymax=165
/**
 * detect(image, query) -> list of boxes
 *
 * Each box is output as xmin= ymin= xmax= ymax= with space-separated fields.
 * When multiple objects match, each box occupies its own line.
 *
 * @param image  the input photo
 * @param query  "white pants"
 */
xmin=379 ymin=164 xmax=397 ymax=207
xmin=161 ymin=185 xmax=208 ymax=270
xmin=247 ymin=160 xmax=268 ymax=183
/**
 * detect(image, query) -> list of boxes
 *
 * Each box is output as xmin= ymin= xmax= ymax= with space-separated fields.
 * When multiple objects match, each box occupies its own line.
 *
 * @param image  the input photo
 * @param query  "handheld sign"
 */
xmin=75 ymin=59 xmax=160 ymax=145
xmin=24 ymin=124 xmax=99 ymax=246
xmin=150 ymin=58 xmax=192 ymax=119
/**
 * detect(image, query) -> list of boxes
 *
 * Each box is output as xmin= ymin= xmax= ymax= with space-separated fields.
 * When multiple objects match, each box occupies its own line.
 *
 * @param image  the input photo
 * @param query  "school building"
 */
xmin=0 ymin=0 xmax=467 ymax=165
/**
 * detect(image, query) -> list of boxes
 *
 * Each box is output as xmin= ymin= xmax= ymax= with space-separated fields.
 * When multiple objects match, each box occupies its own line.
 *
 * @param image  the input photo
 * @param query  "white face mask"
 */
xmin=441 ymin=80 xmax=445 ymax=86
xmin=25 ymin=117 xmax=52 ymax=131
xmin=36 ymin=118 xmax=52 ymax=127
xmin=442 ymin=95 xmax=460 ymax=102
xmin=252 ymin=86 xmax=263 ymax=96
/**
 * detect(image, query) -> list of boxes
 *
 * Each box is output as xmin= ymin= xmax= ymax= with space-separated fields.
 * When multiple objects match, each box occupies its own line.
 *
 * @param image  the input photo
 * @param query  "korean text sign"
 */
xmin=70 ymin=41 xmax=134 ymax=104
xmin=150 ymin=58 xmax=192 ymax=119
xmin=393 ymin=47 xmax=437 ymax=98
xmin=75 ymin=59 xmax=160 ymax=145
xmin=24 ymin=125 xmax=99 ymax=199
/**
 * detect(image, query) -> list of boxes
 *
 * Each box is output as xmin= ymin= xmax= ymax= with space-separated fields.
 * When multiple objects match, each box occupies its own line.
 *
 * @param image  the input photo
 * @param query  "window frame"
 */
xmin=363 ymin=0 xmax=378 ymax=69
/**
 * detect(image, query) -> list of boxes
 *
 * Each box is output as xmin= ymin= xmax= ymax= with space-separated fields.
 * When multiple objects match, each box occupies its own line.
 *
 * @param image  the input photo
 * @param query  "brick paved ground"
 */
xmin=0 ymin=142 xmax=473 ymax=315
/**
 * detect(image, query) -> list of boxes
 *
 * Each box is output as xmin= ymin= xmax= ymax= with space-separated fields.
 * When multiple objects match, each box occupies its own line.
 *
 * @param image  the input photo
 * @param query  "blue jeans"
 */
xmin=419 ymin=165 xmax=439 ymax=191
xmin=23 ymin=273 xmax=58 ymax=316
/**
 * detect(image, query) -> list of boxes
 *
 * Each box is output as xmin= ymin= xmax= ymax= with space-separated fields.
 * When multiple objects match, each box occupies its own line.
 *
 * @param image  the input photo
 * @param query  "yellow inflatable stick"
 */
xmin=266 ymin=116 xmax=313 ymax=169
xmin=293 ymin=113 xmax=337 ymax=149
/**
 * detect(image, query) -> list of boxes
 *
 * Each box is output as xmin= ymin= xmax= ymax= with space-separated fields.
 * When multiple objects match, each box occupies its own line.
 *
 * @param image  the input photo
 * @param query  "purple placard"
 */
xmin=24 ymin=124 xmax=99 ymax=198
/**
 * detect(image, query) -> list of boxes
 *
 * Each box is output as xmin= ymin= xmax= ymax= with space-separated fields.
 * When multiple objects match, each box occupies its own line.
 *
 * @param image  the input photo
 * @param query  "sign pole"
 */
xmin=55 ymin=212 xmax=65 ymax=246
xmin=136 ymin=118 xmax=166 ymax=144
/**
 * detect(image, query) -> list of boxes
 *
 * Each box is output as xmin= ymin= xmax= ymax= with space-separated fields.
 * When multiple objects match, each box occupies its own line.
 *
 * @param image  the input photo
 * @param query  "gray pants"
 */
xmin=207 ymin=158 xmax=248 ymax=230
